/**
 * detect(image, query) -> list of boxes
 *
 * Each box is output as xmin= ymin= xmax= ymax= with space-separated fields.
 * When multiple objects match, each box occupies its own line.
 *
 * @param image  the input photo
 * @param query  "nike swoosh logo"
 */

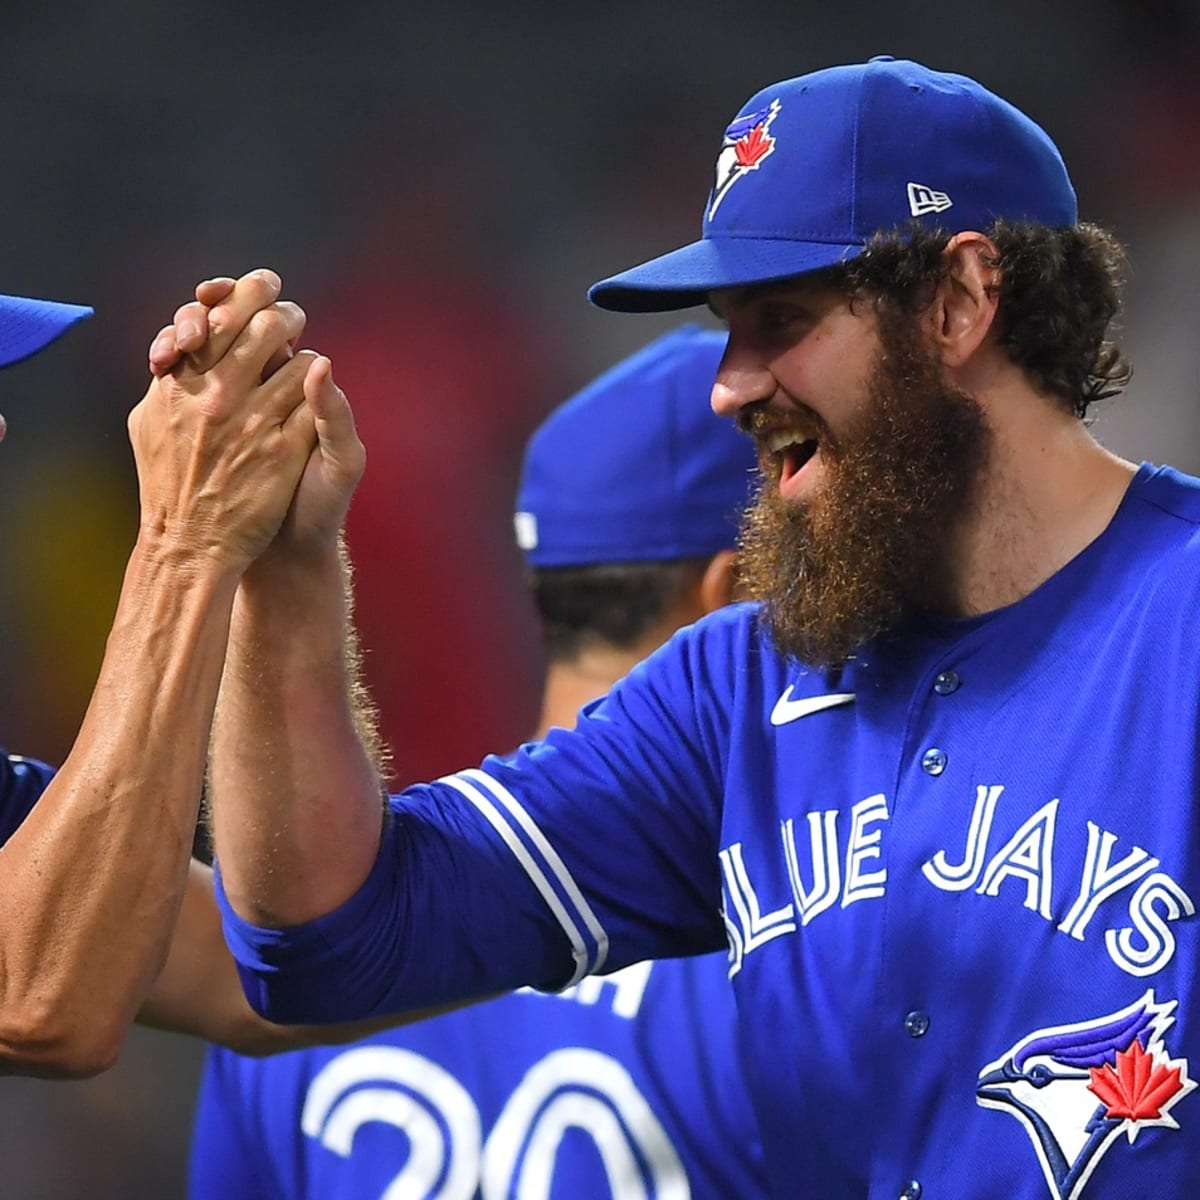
xmin=769 ymin=686 xmax=856 ymax=726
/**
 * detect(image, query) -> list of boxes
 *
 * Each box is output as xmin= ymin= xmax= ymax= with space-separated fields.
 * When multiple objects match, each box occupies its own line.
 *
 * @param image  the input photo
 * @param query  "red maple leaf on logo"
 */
xmin=1088 ymin=1038 xmax=1187 ymax=1121
xmin=734 ymin=124 xmax=774 ymax=168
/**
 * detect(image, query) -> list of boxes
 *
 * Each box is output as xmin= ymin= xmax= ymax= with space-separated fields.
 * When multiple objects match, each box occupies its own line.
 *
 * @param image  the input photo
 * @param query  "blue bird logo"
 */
xmin=976 ymin=991 xmax=1193 ymax=1200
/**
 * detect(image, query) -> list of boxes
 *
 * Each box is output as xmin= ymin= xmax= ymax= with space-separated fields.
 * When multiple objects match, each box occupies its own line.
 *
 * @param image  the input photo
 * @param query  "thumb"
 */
xmin=304 ymin=356 xmax=362 ymax=466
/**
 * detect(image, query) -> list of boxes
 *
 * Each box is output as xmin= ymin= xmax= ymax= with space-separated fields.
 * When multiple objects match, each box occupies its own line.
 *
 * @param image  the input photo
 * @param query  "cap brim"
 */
xmin=588 ymin=236 xmax=865 ymax=313
xmin=0 ymin=294 xmax=93 ymax=368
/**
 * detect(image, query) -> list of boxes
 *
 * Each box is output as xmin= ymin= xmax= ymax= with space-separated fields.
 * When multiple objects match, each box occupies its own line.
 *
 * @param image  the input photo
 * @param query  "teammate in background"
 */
xmin=0 ymin=269 xmax=353 ymax=1076
xmin=187 ymin=326 xmax=768 ymax=1199
xmin=199 ymin=57 xmax=1200 ymax=1197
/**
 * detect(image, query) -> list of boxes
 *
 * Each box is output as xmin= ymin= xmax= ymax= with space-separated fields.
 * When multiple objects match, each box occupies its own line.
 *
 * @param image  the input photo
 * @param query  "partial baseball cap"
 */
xmin=590 ymin=56 xmax=1077 ymax=313
xmin=515 ymin=325 xmax=757 ymax=566
xmin=0 ymin=292 xmax=92 ymax=367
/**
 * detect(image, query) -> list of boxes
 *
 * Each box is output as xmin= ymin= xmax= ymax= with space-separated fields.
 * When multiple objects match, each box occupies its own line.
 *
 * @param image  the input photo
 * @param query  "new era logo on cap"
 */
xmin=907 ymin=181 xmax=953 ymax=217
xmin=589 ymin=57 xmax=1079 ymax=314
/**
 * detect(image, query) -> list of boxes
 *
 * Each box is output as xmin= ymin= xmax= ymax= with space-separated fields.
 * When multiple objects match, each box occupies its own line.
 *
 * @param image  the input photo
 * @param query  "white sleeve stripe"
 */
xmin=442 ymin=773 xmax=591 ymax=986
xmin=459 ymin=767 xmax=610 ymax=975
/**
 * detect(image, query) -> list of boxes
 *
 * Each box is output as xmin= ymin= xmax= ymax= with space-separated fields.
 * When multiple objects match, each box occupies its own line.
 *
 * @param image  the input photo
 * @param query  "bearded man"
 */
xmin=193 ymin=58 xmax=1197 ymax=1199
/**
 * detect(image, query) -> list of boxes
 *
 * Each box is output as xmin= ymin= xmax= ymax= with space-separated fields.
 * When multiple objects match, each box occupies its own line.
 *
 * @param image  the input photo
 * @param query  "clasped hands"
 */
xmin=131 ymin=269 xmax=364 ymax=579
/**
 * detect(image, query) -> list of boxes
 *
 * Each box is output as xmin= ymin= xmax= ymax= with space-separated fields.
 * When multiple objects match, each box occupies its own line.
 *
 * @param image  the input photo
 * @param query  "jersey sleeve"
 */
xmin=0 ymin=751 xmax=56 ymax=846
xmin=217 ymin=611 xmax=743 ymax=1024
xmin=189 ymin=1048 xmax=277 ymax=1200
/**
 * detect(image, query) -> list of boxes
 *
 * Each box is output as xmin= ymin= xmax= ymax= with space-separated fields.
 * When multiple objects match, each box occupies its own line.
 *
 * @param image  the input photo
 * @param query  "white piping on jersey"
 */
xmin=442 ymin=773 xmax=591 ymax=984
xmin=445 ymin=768 xmax=611 ymax=982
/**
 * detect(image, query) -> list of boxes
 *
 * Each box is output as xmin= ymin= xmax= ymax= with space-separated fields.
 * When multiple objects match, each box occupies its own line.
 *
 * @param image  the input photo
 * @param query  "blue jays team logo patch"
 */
xmin=977 ymin=991 xmax=1194 ymax=1200
xmin=707 ymin=99 xmax=781 ymax=221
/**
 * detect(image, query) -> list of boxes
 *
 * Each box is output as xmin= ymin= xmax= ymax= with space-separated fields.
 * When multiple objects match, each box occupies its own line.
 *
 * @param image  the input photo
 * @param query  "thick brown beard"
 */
xmin=737 ymin=309 xmax=991 ymax=667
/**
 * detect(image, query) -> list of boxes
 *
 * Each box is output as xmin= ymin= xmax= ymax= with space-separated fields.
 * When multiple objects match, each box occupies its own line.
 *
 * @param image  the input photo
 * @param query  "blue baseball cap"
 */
xmin=0 ymin=293 xmax=92 ymax=366
xmin=589 ymin=57 xmax=1077 ymax=313
xmin=515 ymin=325 xmax=757 ymax=566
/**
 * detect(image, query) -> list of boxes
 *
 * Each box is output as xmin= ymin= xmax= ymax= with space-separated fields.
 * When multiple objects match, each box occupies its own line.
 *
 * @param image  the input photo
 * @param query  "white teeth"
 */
xmin=764 ymin=430 xmax=815 ymax=454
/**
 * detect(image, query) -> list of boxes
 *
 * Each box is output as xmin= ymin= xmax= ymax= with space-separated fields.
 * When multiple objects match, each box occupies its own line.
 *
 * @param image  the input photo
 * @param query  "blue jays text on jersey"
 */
xmin=219 ymin=464 xmax=1200 ymax=1200
xmin=191 ymin=955 xmax=767 ymax=1199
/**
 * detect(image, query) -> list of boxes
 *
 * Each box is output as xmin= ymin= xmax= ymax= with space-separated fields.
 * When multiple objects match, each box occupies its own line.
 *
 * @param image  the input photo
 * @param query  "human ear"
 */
xmin=699 ymin=549 xmax=742 ymax=613
xmin=932 ymin=232 xmax=1001 ymax=368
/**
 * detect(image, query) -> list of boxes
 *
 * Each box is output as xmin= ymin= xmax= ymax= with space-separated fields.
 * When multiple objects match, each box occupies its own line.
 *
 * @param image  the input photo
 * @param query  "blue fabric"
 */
xmin=0 ymin=293 xmax=91 ymax=367
xmin=222 ymin=463 xmax=1200 ymax=1198
xmin=589 ymin=57 xmax=1077 ymax=312
xmin=0 ymin=751 xmax=55 ymax=843
xmin=190 ymin=953 xmax=768 ymax=1198
xmin=514 ymin=325 xmax=757 ymax=566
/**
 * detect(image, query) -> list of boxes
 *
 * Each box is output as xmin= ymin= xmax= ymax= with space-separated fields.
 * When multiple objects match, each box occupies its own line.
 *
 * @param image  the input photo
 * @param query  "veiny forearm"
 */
xmin=0 ymin=540 xmax=238 ymax=1077
xmin=210 ymin=541 xmax=384 ymax=928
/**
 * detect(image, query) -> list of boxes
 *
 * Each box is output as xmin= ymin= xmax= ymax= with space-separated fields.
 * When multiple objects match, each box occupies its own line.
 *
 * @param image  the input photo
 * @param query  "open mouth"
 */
xmin=764 ymin=429 xmax=819 ymax=490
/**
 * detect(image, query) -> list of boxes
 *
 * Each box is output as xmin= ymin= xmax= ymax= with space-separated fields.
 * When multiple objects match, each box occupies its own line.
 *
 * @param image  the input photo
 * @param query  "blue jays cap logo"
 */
xmin=707 ymin=99 xmax=781 ymax=222
xmin=977 ymin=991 xmax=1194 ymax=1200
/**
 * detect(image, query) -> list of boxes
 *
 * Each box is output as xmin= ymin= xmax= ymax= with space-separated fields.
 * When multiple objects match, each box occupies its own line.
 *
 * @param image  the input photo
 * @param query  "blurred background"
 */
xmin=0 ymin=1 xmax=1197 ymax=1194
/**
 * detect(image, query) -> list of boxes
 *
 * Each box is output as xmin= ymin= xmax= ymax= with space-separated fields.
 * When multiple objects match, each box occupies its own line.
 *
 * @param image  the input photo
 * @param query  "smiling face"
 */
xmin=710 ymin=276 xmax=992 ymax=666
xmin=710 ymin=278 xmax=880 ymax=501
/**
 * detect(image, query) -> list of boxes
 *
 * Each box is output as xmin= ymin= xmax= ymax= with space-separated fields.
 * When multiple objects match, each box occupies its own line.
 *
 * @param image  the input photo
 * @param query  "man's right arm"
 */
xmin=160 ymin=293 xmax=730 ymax=1024
xmin=0 ymin=271 xmax=321 ymax=1078
xmin=212 ymin=621 xmax=732 ymax=1025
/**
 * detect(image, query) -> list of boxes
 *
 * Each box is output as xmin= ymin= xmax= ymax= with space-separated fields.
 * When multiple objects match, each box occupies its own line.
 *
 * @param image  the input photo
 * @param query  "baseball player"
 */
xmin=203 ymin=58 xmax=1198 ymax=1198
xmin=0 ymin=270 xmax=352 ymax=1077
xmin=0 ymin=273 xmax=436 ymax=1075
xmin=187 ymin=326 xmax=768 ymax=1199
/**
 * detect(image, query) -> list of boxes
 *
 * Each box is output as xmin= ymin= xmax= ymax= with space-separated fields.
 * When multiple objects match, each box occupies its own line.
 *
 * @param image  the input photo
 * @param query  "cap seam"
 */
xmin=703 ymin=230 xmax=867 ymax=245
xmin=850 ymin=65 xmax=863 ymax=236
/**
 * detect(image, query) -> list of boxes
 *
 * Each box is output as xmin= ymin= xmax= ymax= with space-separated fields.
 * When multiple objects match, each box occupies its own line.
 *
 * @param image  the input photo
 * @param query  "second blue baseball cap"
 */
xmin=515 ymin=325 xmax=757 ymax=566
xmin=0 ymin=292 xmax=92 ymax=367
xmin=589 ymin=57 xmax=1077 ymax=313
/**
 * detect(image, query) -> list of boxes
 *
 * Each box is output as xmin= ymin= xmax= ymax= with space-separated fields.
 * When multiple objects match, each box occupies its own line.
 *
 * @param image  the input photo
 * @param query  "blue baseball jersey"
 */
xmin=0 ymin=752 xmax=55 ymax=841
xmin=189 ymin=953 xmax=767 ymax=1199
xmin=220 ymin=462 xmax=1200 ymax=1200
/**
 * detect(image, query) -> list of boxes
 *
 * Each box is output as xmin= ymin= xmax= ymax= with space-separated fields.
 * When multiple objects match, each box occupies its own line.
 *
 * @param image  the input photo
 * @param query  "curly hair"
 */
xmin=832 ymin=221 xmax=1131 ymax=419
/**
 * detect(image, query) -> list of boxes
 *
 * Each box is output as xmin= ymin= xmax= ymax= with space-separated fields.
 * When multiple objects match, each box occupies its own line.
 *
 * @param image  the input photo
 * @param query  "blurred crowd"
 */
xmin=0 ymin=1 xmax=1197 ymax=1194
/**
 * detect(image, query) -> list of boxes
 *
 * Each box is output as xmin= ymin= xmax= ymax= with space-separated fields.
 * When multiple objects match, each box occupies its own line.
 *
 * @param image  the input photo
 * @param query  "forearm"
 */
xmin=0 ymin=541 xmax=237 ymax=1077
xmin=209 ymin=538 xmax=384 ymax=927
xmin=138 ymin=862 xmax=457 ymax=1055
xmin=218 ymin=785 xmax=576 ymax=1024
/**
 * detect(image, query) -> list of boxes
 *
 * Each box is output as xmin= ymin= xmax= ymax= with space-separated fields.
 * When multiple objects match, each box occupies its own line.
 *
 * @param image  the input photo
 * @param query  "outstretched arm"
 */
xmin=136 ymin=862 xmax=464 ymax=1055
xmin=158 ymin=278 xmax=385 ymax=931
xmin=0 ymin=271 xmax=319 ymax=1077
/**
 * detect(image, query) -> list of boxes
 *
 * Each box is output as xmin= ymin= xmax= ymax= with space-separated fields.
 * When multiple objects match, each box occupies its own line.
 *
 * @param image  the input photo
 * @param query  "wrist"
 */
xmin=127 ymin=530 xmax=244 ymax=596
xmin=239 ymin=533 xmax=344 ymax=599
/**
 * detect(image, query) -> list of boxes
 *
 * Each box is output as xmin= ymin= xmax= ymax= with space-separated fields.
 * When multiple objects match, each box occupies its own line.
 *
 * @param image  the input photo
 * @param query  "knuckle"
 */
xmin=250 ymin=308 xmax=286 ymax=341
xmin=242 ymin=271 xmax=278 ymax=307
xmin=279 ymin=300 xmax=306 ymax=330
xmin=204 ymin=315 xmax=227 ymax=346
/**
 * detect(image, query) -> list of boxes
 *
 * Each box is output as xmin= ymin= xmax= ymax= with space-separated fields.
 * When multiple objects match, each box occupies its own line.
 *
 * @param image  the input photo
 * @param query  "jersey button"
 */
xmin=900 ymin=1181 xmax=923 ymax=1200
xmin=921 ymin=747 xmax=947 ymax=775
xmin=904 ymin=1010 xmax=930 ymax=1038
xmin=933 ymin=669 xmax=960 ymax=695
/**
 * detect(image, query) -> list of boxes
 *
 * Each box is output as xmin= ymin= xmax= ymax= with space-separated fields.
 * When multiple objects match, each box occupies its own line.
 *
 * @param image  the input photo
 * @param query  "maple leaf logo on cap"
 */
xmin=708 ymin=99 xmax=781 ymax=221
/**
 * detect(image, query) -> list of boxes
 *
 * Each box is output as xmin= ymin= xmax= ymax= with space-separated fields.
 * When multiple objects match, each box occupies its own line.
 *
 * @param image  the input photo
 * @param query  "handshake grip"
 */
xmin=131 ymin=269 xmax=363 ymax=578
